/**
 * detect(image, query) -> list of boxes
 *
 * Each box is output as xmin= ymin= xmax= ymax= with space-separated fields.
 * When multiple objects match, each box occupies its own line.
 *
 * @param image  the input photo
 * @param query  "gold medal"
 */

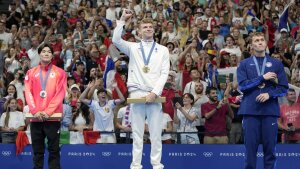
xmin=258 ymin=83 xmax=265 ymax=89
xmin=140 ymin=42 xmax=155 ymax=74
xmin=143 ymin=66 xmax=150 ymax=73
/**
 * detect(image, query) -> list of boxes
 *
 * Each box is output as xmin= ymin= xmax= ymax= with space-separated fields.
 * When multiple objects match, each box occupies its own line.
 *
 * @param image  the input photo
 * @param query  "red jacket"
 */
xmin=24 ymin=64 xmax=67 ymax=116
xmin=162 ymin=88 xmax=181 ymax=119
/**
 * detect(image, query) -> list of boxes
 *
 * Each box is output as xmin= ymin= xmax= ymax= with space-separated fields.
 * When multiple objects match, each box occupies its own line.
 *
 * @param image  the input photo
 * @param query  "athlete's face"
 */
xmin=251 ymin=36 xmax=267 ymax=53
xmin=139 ymin=23 xmax=154 ymax=40
xmin=40 ymin=47 xmax=53 ymax=64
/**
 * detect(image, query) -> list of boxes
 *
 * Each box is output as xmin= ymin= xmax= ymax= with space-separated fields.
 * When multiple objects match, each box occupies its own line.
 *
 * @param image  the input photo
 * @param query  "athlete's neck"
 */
xmin=253 ymin=51 xmax=265 ymax=57
xmin=40 ymin=61 xmax=51 ymax=66
xmin=141 ymin=38 xmax=154 ymax=42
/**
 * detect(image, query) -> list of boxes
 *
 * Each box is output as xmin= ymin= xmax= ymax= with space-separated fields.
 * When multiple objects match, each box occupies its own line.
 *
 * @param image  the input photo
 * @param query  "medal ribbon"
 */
xmin=140 ymin=41 xmax=156 ymax=66
xmin=252 ymin=56 xmax=267 ymax=76
xmin=40 ymin=65 xmax=52 ymax=92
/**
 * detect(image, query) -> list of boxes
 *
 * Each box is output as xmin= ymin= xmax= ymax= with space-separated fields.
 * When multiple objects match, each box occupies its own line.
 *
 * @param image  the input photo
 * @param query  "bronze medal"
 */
xmin=258 ymin=83 xmax=265 ymax=89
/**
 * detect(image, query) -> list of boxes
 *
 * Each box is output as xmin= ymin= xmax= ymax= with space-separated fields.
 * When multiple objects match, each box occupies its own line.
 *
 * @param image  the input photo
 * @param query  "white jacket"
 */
xmin=112 ymin=20 xmax=170 ymax=96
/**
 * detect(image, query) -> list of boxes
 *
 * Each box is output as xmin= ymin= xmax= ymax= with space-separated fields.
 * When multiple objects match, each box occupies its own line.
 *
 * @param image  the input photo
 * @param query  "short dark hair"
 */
xmin=189 ymin=67 xmax=199 ymax=75
xmin=97 ymin=88 xmax=107 ymax=95
xmin=180 ymin=18 xmax=188 ymax=22
xmin=224 ymin=34 xmax=235 ymax=42
xmin=38 ymin=43 xmax=54 ymax=54
xmin=288 ymin=88 xmax=296 ymax=93
xmin=205 ymin=87 xmax=217 ymax=95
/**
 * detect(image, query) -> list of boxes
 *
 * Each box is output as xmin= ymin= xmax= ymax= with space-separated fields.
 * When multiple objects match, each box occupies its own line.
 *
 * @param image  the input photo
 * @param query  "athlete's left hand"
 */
xmin=256 ymin=93 xmax=270 ymax=103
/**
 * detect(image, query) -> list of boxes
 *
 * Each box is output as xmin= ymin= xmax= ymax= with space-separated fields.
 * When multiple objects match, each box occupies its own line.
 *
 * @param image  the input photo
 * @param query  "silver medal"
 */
xmin=40 ymin=90 xmax=47 ymax=98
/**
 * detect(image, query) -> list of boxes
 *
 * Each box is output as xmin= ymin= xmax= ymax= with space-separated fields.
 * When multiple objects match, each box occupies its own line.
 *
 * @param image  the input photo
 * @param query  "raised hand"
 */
xmin=95 ymin=78 xmax=102 ymax=87
xmin=175 ymin=102 xmax=182 ymax=110
xmin=120 ymin=9 xmax=133 ymax=21
xmin=87 ymin=81 xmax=95 ymax=88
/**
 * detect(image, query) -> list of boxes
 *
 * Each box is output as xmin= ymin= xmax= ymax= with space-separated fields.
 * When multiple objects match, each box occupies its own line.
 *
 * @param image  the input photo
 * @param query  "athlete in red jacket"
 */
xmin=24 ymin=43 xmax=67 ymax=169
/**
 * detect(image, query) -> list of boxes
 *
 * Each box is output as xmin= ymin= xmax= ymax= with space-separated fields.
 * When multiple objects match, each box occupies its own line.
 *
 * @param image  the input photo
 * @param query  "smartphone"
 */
xmin=164 ymin=82 xmax=172 ymax=89
xmin=172 ymin=97 xmax=183 ymax=107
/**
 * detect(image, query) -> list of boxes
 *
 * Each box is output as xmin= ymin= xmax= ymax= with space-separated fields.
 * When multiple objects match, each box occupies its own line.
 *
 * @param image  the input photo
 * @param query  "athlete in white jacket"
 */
xmin=112 ymin=9 xmax=170 ymax=169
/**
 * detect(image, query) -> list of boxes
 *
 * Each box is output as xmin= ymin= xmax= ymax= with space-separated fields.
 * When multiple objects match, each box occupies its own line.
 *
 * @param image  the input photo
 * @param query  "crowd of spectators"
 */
xmin=0 ymin=0 xmax=300 ymax=144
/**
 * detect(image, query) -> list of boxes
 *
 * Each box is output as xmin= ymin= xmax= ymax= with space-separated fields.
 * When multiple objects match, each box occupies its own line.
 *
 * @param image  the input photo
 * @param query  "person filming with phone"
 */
xmin=174 ymin=93 xmax=199 ymax=144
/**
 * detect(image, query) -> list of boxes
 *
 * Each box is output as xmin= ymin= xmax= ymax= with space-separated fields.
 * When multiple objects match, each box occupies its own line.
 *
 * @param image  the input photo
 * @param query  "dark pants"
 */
xmin=196 ymin=126 xmax=205 ymax=144
xmin=30 ymin=122 xmax=61 ymax=169
xmin=243 ymin=115 xmax=278 ymax=169
xmin=119 ymin=137 xmax=133 ymax=144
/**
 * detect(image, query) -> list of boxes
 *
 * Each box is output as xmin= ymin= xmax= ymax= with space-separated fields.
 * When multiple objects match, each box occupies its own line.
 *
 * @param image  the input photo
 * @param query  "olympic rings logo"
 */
xmin=257 ymin=152 xmax=264 ymax=157
xmin=203 ymin=152 xmax=213 ymax=157
xmin=102 ymin=152 xmax=111 ymax=156
xmin=2 ymin=151 xmax=12 ymax=156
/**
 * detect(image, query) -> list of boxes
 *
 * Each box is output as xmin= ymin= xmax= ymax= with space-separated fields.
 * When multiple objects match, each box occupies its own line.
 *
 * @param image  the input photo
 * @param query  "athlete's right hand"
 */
xmin=34 ymin=112 xmax=44 ymax=121
xmin=263 ymin=72 xmax=277 ymax=80
xmin=120 ymin=9 xmax=133 ymax=21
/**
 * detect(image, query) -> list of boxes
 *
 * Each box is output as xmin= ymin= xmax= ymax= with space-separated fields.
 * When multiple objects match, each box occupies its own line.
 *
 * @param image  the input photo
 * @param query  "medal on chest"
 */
xmin=258 ymin=83 xmax=265 ymax=89
xmin=253 ymin=56 xmax=267 ymax=89
xmin=39 ymin=65 xmax=52 ymax=98
xmin=140 ymin=42 xmax=156 ymax=74
xmin=143 ymin=66 xmax=150 ymax=73
xmin=40 ymin=90 xmax=47 ymax=98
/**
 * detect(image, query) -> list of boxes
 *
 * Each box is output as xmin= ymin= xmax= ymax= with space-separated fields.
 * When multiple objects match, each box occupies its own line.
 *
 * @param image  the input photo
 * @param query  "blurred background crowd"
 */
xmin=0 ymin=0 xmax=299 ymax=145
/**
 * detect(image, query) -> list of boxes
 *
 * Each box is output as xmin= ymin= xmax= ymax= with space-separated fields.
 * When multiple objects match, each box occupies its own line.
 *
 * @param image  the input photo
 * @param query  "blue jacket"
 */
xmin=237 ymin=55 xmax=288 ymax=116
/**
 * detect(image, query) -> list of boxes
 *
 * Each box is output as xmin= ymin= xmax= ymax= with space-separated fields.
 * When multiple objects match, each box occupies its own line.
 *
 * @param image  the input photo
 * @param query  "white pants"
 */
xmin=130 ymin=90 xmax=164 ymax=169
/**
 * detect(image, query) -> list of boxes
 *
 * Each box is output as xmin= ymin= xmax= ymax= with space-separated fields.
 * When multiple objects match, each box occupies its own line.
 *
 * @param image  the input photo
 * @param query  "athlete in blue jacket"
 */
xmin=237 ymin=32 xmax=288 ymax=169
